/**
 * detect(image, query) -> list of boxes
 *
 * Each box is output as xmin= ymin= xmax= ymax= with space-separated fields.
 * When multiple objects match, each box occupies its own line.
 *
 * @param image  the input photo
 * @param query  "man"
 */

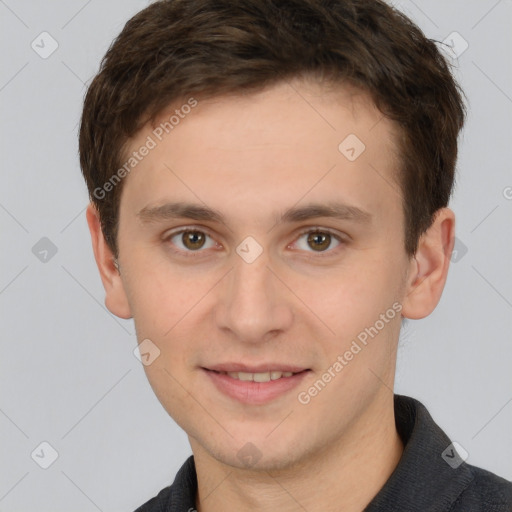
xmin=79 ymin=0 xmax=512 ymax=510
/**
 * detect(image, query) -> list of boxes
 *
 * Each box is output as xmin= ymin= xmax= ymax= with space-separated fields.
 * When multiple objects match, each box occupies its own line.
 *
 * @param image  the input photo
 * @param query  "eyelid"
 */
xmin=289 ymin=226 xmax=346 ymax=257
xmin=294 ymin=225 xmax=347 ymax=240
xmin=162 ymin=224 xmax=347 ymax=258
xmin=162 ymin=226 xmax=220 ymax=258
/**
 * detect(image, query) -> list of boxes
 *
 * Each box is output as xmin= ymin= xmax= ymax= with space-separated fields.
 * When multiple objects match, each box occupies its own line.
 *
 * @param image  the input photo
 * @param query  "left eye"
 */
xmin=293 ymin=230 xmax=342 ymax=253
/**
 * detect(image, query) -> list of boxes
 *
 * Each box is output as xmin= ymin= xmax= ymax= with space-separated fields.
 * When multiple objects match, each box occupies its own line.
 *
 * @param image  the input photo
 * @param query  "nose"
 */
xmin=214 ymin=246 xmax=294 ymax=345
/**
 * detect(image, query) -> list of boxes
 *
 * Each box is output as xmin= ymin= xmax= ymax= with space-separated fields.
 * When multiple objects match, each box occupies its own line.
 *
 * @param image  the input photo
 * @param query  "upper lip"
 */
xmin=205 ymin=363 xmax=309 ymax=373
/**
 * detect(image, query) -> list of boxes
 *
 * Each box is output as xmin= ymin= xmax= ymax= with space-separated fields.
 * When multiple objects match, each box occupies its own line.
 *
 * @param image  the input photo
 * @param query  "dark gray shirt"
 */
xmin=134 ymin=394 xmax=512 ymax=511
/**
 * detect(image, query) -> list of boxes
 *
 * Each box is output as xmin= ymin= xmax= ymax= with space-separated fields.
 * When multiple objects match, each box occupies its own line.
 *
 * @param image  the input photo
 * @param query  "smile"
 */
xmin=203 ymin=368 xmax=311 ymax=404
xmin=215 ymin=370 xmax=297 ymax=382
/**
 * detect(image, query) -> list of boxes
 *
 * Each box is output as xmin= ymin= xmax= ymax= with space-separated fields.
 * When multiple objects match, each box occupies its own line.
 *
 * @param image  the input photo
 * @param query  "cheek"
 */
xmin=320 ymin=257 xmax=398 ymax=316
xmin=123 ymin=260 xmax=218 ymax=378
xmin=122 ymin=259 xmax=199 ymax=335
xmin=140 ymin=360 xmax=195 ymax=432
xmin=305 ymin=253 xmax=404 ymax=352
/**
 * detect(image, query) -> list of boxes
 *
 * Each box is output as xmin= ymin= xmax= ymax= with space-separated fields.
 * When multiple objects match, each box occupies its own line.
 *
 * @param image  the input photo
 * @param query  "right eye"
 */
xmin=164 ymin=228 xmax=219 ymax=257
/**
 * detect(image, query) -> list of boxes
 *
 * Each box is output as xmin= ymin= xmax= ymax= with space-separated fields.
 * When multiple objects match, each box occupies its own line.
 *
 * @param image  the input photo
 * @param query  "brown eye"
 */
xmin=181 ymin=230 xmax=206 ymax=250
xmin=307 ymin=232 xmax=332 ymax=251
xmin=293 ymin=229 xmax=343 ymax=255
xmin=165 ymin=228 xmax=216 ymax=256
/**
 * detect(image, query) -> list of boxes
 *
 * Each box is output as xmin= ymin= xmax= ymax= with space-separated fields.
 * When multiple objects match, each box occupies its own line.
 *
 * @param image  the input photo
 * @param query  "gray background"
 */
xmin=1 ymin=0 xmax=511 ymax=510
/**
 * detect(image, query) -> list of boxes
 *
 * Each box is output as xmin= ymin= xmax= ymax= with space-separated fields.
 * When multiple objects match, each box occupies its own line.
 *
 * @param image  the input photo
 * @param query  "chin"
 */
xmin=204 ymin=434 xmax=309 ymax=474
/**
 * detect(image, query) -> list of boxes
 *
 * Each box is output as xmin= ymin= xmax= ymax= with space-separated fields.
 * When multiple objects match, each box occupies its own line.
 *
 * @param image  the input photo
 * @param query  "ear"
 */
xmin=401 ymin=207 xmax=455 ymax=319
xmin=85 ymin=202 xmax=132 ymax=319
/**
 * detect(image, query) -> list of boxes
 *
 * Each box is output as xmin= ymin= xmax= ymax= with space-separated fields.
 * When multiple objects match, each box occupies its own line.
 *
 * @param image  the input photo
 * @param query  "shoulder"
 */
xmin=450 ymin=463 xmax=512 ymax=511
xmin=132 ymin=455 xmax=197 ymax=511
xmin=133 ymin=484 xmax=172 ymax=512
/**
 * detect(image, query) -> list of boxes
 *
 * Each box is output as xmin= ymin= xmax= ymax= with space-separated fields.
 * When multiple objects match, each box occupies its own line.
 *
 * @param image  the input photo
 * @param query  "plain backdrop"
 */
xmin=1 ymin=0 xmax=511 ymax=510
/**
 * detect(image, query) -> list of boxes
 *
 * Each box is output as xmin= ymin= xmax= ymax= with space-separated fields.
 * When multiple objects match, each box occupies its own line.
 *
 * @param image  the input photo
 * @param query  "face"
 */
xmin=104 ymin=78 xmax=418 ymax=471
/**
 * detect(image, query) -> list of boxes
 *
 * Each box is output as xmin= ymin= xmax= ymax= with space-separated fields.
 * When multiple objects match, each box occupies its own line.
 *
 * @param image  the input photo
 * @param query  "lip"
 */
xmin=202 ymin=367 xmax=311 ymax=405
xmin=205 ymin=363 xmax=308 ymax=373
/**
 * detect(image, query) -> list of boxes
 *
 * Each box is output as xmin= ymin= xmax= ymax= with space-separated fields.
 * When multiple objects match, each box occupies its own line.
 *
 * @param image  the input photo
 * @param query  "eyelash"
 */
xmin=162 ymin=226 xmax=346 ymax=259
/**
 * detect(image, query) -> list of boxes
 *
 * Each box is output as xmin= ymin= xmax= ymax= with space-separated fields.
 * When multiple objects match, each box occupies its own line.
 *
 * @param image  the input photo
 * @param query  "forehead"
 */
xmin=118 ymin=78 xmax=402 ymax=228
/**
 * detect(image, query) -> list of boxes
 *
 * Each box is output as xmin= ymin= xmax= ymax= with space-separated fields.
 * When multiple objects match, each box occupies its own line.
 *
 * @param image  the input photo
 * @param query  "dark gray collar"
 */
xmin=363 ymin=394 xmax=474 ymax=511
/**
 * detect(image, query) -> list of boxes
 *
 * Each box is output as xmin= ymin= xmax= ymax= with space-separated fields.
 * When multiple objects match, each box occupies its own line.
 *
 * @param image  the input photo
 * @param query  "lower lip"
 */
xmin=203 ymin=369 xmax=311 ymax=405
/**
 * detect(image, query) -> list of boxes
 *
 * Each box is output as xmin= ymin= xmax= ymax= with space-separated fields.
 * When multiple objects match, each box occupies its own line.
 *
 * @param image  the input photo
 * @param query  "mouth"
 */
xmin=202 ymin=366 xmax=311 ymax=404
xmin=207 ymin=369 xmax=306 ymax=382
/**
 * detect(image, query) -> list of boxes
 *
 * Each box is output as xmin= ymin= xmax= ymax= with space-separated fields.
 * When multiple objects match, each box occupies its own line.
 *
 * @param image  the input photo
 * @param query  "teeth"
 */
xmin=224 ymin=371 xmax=295 ymax=382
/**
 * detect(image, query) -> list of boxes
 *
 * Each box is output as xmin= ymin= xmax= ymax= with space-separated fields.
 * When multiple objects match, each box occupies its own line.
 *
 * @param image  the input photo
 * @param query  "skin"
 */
xmin=87 ymin=77 xmax=455 ymax=512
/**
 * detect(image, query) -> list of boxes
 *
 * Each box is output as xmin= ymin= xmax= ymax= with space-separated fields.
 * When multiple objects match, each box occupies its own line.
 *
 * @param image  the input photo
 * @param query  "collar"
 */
xmin=363 ymin=394 xmax=474 ymax=511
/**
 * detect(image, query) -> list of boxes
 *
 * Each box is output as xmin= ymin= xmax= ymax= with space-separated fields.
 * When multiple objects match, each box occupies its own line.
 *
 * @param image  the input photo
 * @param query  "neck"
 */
xmin=192 ymin=390 xmax=403 ymax=512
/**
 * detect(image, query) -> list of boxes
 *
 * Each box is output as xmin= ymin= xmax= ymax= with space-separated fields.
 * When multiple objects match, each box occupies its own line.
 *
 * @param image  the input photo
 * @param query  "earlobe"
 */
xmin=85 ymin=203 xmax=133 ymax=319
xmin=401 ymin=208 xmax=455 ymax=320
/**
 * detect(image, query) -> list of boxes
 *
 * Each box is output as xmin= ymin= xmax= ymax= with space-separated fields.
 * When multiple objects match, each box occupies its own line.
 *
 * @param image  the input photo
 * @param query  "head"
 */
xmin=80 ymin=0 xmax=465 ymax=472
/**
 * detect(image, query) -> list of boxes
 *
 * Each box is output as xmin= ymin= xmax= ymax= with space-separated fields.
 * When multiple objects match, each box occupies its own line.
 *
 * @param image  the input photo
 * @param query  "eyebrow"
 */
xmin=137 ymin=201 xmax=372 ymax=226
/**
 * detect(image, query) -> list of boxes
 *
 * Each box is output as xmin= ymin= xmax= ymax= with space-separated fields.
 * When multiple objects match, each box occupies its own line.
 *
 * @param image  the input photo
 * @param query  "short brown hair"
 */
xmin=79 ymin=0 xmax=466 ymax=258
